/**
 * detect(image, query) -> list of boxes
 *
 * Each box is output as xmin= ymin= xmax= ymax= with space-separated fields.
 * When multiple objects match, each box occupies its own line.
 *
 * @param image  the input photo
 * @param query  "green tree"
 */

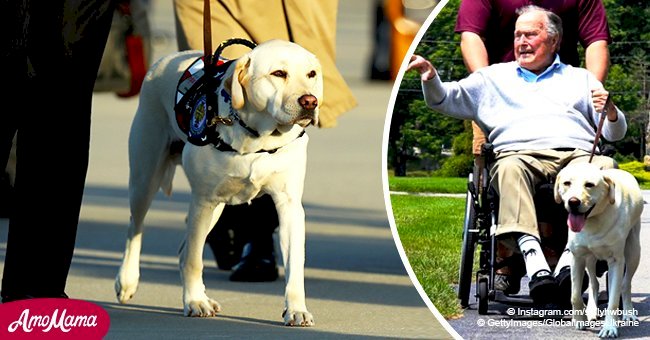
xmin=601 ymin=0 xmax=650 ymax=159
xmin=390 ymin=0 xmax=470 ymax=176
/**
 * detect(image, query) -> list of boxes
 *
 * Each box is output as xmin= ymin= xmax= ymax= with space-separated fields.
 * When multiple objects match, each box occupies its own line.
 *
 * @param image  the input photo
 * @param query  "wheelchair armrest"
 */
xmin=480 ymin=143 xmax=495 ymax=165
xmin=600 ymin=144 xmax=616 ymax=157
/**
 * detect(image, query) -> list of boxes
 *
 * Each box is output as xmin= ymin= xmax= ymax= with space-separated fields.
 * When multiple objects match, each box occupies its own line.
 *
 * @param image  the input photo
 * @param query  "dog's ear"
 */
xmin=554 ymin=176 xmax=563 ymax=204
xmin=604 ymin=176 xmax=616 ymax=204
xmin=231 ymin=55 xmax=250 ymax=110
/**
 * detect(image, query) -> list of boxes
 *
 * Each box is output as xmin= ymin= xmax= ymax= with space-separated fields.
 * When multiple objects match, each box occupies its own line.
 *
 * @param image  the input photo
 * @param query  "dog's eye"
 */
xmin=307 ymin=70 xmax=317 ymax=78
xmin=585 ymin=182 xmax=595 ymax=188
xmin=271 ymin=70 xmax=287 ymax=78
xmin=563 ymin=181 xmax=571 ymax=187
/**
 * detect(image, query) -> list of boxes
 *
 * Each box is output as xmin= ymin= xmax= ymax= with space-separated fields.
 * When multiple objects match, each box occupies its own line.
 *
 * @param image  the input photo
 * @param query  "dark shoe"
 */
xmin=229 ymin=243 xmax=278 ymax=282
xmin=528 ymin=272 xmax=558 ymax=305
xmin=494 ymin=274 xmax=521 ymax=295
xmin=556 ymin=266 xmax=588 ymax=306
xmin=206 ymin=226 xmax=243 ymax=271
xmin=494 ymin=254 xmax=525 ymax=295
xmin=596 ymin=260 xmax=608 ymax=278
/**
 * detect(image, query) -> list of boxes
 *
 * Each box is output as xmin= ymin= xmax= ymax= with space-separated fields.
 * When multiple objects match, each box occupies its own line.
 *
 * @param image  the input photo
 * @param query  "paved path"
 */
xmin=448 ymin=191 xmax=650 ymax=339
xmin=0 ymin=1 xmax=453 ymax=339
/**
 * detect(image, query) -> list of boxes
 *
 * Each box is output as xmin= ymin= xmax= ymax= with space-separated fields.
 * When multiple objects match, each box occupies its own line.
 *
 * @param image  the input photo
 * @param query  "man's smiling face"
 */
xmin=513 ymin=10 xmax=558 ymax=74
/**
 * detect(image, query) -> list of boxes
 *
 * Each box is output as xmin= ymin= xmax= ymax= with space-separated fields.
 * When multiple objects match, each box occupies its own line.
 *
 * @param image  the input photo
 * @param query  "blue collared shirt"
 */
xmin=516 ymin=54 xmax=562 ymax=83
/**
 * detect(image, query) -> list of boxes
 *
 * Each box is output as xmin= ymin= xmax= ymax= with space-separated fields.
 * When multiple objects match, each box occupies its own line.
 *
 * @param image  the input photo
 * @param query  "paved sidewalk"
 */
xmin=449 ymin=191 xmax=650 ymax=338
xmin=0 ymin=1 xmax=453 ymax=339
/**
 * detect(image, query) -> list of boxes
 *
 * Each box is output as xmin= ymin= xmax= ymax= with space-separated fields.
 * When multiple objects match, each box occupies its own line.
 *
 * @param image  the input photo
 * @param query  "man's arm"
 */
xmin=407 ymin=55 xmax=481 ymax=120
xmin=585 ymin=40 xmax=609 ymax=83
xmin=460 ymin=31 xmax=489 ymax=72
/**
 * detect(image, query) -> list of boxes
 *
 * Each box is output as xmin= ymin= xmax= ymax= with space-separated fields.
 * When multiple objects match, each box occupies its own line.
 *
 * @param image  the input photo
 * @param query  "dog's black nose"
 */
xmin=568 ymin=197 xmax=581 ymax=210
xmin=299 ymin=95 xmax=318 ymax=111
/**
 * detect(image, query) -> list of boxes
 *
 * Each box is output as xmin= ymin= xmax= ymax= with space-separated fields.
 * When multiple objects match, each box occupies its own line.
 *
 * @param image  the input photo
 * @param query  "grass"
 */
xmin=388 ymin=175 xmax=467 ymax=194
xmin=388 ymin=168 xmax=650 ymax=319
xmin=389 ymin=194 xmax=466 ymax=318
xmin=619 ymin=161 xmax=650 ymax=189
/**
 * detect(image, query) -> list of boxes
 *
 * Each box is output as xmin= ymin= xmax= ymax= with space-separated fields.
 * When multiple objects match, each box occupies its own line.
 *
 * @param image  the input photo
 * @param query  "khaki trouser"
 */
xmin=490 ymin=149 xmax=615 ymax=240
xmin=173 ymin=0 xmax=357 ymax=127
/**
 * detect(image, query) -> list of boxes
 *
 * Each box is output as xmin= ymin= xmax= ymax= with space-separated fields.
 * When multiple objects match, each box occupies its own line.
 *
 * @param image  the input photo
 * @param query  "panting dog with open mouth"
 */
xmin=555 ymin=162 xmax=643 ymax=338
xmin=114 ymin=39 xmax=322 ymax=326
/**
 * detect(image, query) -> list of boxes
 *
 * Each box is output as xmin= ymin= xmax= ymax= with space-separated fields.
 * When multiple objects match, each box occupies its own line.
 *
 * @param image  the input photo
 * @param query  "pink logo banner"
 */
xmin=0 ymin=298 xmax=110 ymax=339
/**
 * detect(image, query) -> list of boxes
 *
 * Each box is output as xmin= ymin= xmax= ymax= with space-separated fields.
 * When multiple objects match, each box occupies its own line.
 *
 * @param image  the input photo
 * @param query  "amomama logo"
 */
xmin=0 ymin=298 xmax=110 ymax=339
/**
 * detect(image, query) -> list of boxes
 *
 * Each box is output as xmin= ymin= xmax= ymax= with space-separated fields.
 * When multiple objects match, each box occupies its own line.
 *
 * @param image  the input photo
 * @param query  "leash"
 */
xmin=203 ymin=0 xmax=213 ymax=65
xmin=201 ymin=0 xmax=258 ymax=139
xmin=588 ymin=95 xmax=613 ymax=163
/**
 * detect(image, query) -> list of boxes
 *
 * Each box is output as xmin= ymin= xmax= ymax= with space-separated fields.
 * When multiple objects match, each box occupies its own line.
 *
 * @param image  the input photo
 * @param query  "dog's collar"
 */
xmin=216 ymin=88 xmax=260 ymax=138
xmin=212 ymin=129 xmax=306 ymax=154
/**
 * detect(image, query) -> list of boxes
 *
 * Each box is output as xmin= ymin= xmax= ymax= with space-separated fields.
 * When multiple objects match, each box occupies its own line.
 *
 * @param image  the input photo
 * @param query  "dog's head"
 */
xmin=554 ymin=163 xmax=615 ymax=233
xmin=227 ymin=39 xmax=323 ymax=128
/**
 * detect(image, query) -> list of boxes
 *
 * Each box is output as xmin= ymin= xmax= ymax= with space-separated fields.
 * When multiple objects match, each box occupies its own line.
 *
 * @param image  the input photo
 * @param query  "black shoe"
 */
xmin=206 ymin=226 xmax=243 ymax=271
xmin=596 ymin=260 xmax=608 ymax=278
xmin=494 ymin=274 xmax=521 ymax=295
xmin=528 ymin=272 xmax=558 ymax=305
xmin=556 ymin=266 xmax=588 ymax=306
xmin=229 ymin=243 xmax=278 ymax=282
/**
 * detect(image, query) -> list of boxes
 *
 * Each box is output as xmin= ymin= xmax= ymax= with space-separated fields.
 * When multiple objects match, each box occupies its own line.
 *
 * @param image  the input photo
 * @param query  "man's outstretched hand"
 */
xmin=406 ymin=55 xmax=437 ymax=81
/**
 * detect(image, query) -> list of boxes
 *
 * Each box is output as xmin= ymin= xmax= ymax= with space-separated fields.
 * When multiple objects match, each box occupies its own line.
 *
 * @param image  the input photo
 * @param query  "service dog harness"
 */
xmin=174 ymin=39 xmax=304 ymax=154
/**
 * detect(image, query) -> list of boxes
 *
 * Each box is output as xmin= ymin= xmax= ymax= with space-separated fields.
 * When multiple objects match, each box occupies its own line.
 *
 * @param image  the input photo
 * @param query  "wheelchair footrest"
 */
xmin=493 ymin=291 xmax=534 ymax=306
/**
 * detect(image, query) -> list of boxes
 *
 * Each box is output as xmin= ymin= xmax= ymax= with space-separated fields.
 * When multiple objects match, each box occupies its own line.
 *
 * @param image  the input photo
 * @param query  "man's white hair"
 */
xmin=516 ymin=5 xmax=563 ymax=52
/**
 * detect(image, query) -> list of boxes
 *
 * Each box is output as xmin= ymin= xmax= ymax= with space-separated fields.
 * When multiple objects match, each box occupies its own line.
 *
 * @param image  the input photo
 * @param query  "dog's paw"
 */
xmin=573 ymin=314 xmax=588 ymax=330
xmin=184 ymin=298 xmax=222 ymax=317
xmin=282 ymin=308 xmax=314 ymax=327
xmin=598 ymin=323 xmax=619 ymax=338
xmin=115 ymin=272 xmax=139 ymax=304
xmin=622 ymin=312 xmax=638 ymax=322
xmin=586 ymin=303 xmax=598 ymax=321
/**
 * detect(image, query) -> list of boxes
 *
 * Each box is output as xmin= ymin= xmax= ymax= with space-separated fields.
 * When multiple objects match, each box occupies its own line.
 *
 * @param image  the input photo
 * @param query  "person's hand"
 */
xmin=406 ymin=55 xmax=437 ymax=81
xmin=591 ymin=88 xmax=617 ymax=121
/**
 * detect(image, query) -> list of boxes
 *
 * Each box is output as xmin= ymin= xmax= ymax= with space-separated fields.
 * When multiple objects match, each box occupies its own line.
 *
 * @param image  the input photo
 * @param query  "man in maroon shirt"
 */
xmin=456 ymin=0 xmax=610 ymax=74
xmin=455 ymin=0 xmax=611 ymax=296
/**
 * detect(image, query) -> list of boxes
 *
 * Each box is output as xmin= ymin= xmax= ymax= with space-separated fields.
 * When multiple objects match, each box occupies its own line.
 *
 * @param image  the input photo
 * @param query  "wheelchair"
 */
xmin=456 ymin=144 xmax=579 ymax=314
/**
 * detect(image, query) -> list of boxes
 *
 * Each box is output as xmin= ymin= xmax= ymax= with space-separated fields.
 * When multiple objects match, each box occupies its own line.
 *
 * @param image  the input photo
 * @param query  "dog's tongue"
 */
xmin=567 ymin=213 xmax=586 ymax=232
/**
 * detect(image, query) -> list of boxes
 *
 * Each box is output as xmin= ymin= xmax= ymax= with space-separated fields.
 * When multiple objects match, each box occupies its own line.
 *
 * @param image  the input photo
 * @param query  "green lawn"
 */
xmin=388 ymin=175 xmax=467 ymax=193
xmin=388 ymin=171 xmax=648 ymax=319
xmin=389 ymin=193 xmax=466 ymax=319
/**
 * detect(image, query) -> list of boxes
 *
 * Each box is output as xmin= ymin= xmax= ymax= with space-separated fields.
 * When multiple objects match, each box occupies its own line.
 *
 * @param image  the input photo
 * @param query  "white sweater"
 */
xmin=421 ymin=61 xmax=627 ymax=152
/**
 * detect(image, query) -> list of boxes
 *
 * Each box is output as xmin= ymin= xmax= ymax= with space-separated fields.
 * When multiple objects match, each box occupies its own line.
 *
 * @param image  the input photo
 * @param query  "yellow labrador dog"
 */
xmin=114 ymin=40 xmax=322 ymax=326
xmin=555 ymin=162 xmax=643 ymax=338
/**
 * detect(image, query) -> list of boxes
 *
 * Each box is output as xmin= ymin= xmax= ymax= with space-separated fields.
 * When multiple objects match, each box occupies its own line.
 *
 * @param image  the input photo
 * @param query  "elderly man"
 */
xmin=407 ymin=5 xmax=626 ymax=304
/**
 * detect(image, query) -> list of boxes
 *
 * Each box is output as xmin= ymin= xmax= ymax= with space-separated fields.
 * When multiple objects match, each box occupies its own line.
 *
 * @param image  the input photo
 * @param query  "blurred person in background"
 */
xmin=0 ymin=0 xmax=115 ymax=302
xmin=379 ymin=0 xmax=437 ymax=80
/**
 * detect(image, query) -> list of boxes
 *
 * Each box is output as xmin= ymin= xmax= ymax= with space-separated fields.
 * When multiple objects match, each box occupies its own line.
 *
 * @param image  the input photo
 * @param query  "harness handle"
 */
xmin=589 ymin=95 xmax=613 ymax=163
xmin=203 ymin=0 xmax=213 ymax=65
xmin=213 ymin=38 xmax=257 ymax=61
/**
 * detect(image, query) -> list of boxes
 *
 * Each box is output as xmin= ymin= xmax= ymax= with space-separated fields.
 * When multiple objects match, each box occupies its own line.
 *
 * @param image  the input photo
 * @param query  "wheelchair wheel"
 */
xmin=478 ymin=277 xmax=488 ymax=315
xmin=458 ymin=174 xmax=477 ymax=308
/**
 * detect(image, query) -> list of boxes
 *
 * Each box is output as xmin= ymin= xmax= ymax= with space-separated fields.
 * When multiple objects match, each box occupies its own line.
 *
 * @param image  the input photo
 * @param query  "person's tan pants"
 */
xmin=490 ymin=149 xmax=615 ymax=241
xmin=172 ymin=0 xmax=356 ymax=127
